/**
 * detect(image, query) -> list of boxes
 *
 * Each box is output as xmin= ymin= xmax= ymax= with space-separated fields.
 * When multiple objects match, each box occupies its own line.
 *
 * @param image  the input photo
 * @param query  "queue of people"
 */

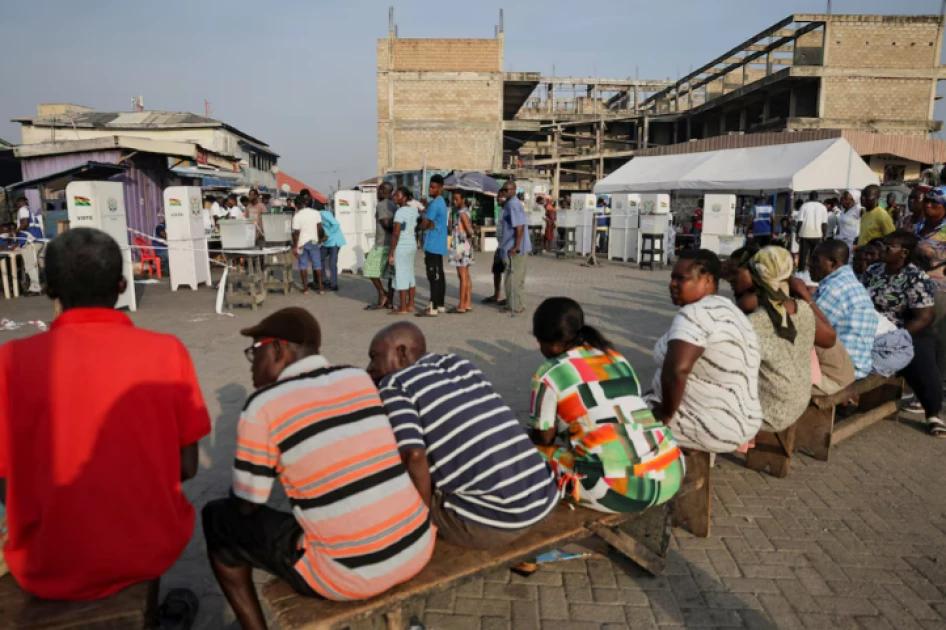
xmin=364 ymin=176 xmax=532 ymax=316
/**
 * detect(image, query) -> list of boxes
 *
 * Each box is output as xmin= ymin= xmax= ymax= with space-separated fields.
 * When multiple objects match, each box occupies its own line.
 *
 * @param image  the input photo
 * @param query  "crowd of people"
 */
xmin=363 ymin=176 xmax=532 ymax=316
xmin=1 ymin=183 xmax=944 ymax=629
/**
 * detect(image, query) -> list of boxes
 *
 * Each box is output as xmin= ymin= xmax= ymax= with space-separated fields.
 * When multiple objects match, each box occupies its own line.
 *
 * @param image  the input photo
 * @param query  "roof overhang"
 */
xmin=14 ymin=135 xmax=199 ymax=160
xmin=4 ymin=161 xmax=128 ymax=193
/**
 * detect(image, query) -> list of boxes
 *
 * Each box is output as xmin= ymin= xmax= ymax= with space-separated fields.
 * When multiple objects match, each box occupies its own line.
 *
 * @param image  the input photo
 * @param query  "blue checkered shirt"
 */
xmin=813 ymin=265 xmax=878 ymax=379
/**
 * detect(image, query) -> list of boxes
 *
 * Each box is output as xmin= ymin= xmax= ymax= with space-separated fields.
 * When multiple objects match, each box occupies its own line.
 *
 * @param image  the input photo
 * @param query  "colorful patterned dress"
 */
xmin=528 ymin=345 xmax=685 ymax=514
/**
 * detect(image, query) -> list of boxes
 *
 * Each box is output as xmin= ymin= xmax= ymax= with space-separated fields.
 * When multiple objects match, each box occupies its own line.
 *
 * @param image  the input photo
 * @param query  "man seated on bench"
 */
xmin=368 ymin=323 xmax=559 ymax=549
xmin=203 ymin=309 xmax=435 ymax=630
xmin=0 ymin=228 xmax=211 ymax=601
xmin=809 ymin=240 xmax=878 ymax=389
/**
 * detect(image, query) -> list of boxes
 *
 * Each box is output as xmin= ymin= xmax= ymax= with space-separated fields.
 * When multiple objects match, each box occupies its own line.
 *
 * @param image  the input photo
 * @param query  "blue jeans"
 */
xmin=156 ymin=249 xmax=170 ymax=272
xmin=321 ymin=246 xmax=339 ymax=288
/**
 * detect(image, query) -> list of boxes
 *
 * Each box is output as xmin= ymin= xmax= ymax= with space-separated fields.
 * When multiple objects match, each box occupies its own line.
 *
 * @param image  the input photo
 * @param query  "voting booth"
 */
xmin=336 ymin=190 xmax=369 ymax=273
xmin=608 ymin=193 xmax=640 ymax=261
xmin=66 ymin=181 xmax=136 ymax=311
xmin=571 ymin=193 xmax=597 ymax=256
xmin=163 ymin=187 xmax=211 ymax=291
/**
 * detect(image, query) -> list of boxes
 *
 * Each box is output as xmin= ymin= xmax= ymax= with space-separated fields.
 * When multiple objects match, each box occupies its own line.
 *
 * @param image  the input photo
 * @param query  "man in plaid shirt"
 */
xmin=810 ymin=240 xmax=878 ymax=379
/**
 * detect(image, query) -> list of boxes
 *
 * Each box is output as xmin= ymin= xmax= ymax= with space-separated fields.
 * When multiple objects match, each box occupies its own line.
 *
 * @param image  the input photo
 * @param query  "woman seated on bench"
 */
xmin=862 ymin=230 xmax=945 ymax=437
xmin=726 ymin=245 xmax=837 ymax=433
xmin=645 ymin=249 xmax=764 ymax=452
xmin=528 ymin=297 xmax=684 ymax=513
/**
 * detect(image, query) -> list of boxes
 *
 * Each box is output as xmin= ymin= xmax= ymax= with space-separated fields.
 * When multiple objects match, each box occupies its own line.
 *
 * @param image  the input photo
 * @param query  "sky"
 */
xmin=2 ymin=0 xmax=945 ymax=195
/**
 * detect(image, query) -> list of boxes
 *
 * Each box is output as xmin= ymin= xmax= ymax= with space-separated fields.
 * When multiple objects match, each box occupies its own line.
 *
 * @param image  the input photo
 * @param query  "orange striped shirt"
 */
xmin=233 ymin=355 xmax=434 ymax=600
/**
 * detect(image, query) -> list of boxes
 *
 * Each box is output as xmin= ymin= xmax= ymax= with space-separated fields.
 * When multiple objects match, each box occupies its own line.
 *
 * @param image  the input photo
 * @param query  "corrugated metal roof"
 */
xmin=635 ymin=130 xmax=946 ymax=165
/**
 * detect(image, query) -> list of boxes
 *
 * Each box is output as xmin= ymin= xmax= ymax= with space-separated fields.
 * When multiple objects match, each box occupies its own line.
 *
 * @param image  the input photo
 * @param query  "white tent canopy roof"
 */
xmin=593 ymin=138 xmax=879 ymax=195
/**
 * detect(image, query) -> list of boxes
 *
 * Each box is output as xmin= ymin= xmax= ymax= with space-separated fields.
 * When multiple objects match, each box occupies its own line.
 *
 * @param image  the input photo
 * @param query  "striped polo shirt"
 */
xmin=233 ymin=355 xmax=435 ymax=601
xmin=379 ymin=353 xmax=558 ymax=530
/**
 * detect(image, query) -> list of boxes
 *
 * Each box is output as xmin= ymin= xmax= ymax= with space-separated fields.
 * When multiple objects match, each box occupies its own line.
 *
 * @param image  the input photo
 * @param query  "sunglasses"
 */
xmin=244 ymin=337 xmax=284 ymax=362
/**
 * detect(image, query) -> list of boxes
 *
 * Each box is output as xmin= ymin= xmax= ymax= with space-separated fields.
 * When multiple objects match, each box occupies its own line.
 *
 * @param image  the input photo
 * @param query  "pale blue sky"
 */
xmin=1 ymin=0 xmax=944 ymax=194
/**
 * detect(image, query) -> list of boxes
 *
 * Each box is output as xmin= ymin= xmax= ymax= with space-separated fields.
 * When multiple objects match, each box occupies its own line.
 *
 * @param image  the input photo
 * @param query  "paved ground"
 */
xmin=3 ymin=255 xmax=946 ymax=629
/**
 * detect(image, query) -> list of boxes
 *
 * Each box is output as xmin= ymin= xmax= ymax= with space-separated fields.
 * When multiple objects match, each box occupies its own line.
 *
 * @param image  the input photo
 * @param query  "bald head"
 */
xmin=367 ymin=322 xmax=427 ymax=384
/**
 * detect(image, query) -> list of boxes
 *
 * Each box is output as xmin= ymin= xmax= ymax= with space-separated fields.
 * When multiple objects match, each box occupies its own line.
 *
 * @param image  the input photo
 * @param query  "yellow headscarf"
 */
xmin=748 ymin=246 xmax=797 ymax=343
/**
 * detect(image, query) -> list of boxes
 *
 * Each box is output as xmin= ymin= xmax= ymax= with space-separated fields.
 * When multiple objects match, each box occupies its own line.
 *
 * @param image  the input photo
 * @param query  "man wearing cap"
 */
xmin=203 ymin=308 xmax=434 ymax=630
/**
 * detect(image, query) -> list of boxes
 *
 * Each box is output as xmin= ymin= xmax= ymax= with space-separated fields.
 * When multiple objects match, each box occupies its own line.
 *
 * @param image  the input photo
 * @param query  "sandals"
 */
xmin=903 ymin=401 xmax=925 ymax=415
xmin=158 ymin=588 xmax=199 ymax=630
xmin=481 ymin=296 xmax=498 ymax=304
xmin=929 ymin=417 xmax=946 ymax=438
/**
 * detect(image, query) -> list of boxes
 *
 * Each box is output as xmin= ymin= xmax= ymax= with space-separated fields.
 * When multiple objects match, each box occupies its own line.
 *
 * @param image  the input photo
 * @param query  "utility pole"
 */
xmin=826 ymin=0 xmax=832 ymax=14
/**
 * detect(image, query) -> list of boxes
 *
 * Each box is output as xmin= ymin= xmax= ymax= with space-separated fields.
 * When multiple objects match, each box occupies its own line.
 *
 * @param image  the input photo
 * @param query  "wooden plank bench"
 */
xmin=672 ymin=451 xmax=712 ymax=538
xmin=0 ymin=576 xmax=157 ymax=629
xmin=261 ymin=502 xmax=678 ymax=630
xmin=793 ymin=374 xmax=903 ymax=462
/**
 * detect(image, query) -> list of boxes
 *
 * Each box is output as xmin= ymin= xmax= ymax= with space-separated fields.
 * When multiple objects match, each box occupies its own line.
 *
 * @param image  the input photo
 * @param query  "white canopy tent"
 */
xmin=593 ymin=138 xmax=879 ymax=195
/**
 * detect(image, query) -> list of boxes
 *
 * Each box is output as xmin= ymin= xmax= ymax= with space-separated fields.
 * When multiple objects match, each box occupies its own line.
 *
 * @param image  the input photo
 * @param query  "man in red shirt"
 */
xmin=0 ymin=228 xmax=211 ymax=602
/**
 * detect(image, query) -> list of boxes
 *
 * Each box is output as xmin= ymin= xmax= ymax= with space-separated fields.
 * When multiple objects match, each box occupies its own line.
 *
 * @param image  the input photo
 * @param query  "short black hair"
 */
xmin=227 ymin=193 xmax=237 ymax=202
xmin=809 ymin=191 xmax=820 ymax=201
xmin=815 ymin=239 xmax=849 ymax=266
xmin=240 ymin=195 xmax=249 ymax=204
xmin=677 ymin=249 xmax=722 ymax=286
xmin=430 ymin=174 xmax=444 ymax=186
xmin=249 ymin=188 xmax=260 ymax=195
xmin=299 ymin=188 xmax=311 ymax=197
xmin=395 ymin=185 xmax=413 ymax=201
xmin=45 ymin=228 xmax=124 ymax=309
xmin=379 ymin=181 xmax=393 ymax=193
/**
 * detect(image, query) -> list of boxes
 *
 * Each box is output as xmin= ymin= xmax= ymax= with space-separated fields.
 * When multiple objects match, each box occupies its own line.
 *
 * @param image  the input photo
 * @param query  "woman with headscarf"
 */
xmin=726 ymin=246 xmax=837 ymax=432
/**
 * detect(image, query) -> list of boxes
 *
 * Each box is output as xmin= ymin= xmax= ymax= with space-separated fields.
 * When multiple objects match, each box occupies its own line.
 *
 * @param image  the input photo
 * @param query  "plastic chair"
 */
xmin=133 ymin=236 xmax=162 ymax=279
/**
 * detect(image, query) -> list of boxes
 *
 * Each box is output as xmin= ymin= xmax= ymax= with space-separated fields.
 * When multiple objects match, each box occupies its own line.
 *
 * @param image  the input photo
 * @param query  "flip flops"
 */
xmin=158 ymin=588 xmax=199 ymax=630
xmin=929 ymin=417 xmax=946 ymax=438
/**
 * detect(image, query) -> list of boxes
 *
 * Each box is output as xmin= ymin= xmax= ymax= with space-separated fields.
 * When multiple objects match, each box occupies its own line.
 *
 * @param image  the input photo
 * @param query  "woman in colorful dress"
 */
xmin=448 ymin=191 xmax=473 ymax=313
xmin=388 ymin=186 xmax=419 ymax=315
xmin=863 ymin=230 xmax=945 ymax=437
xmin=543 ymin=197 xmax=557 ymax=252
xmin=528 ymin=297 xmax=684 ymax=514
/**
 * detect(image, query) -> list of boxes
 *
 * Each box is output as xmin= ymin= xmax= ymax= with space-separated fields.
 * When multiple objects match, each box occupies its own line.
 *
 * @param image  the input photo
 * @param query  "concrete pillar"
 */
xmin=633 ymin=86 xmax=639 ymax=110
xmin=686 ymin=116 xmax=693 ymax=141
xmin=719 ymin=114 xmax=726 ymax=136
xmin=642 ymin=116 xmax=650 ymax=150
xmin=766 ymin=51 xmax=774 ymax=76
xmin=742 ymin=63 xmax=749 ymax=86
xmin=552 ymin=126 xmax=561 ymax=203
xmin=788 ymin=87 xmax=798 ymax=120
xmin=593 ymin=85 xmax=598 ymax=115
xmin=762 ymin=97 xmax=771 ymax=123
xmin=739 ymin=107 xmax=748 ymax=132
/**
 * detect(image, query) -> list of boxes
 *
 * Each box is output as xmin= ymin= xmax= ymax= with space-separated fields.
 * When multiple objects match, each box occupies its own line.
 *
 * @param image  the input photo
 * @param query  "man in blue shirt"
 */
xmin=810 ymin=240 xmax=877 ymax=381
xmin=419 ymin=174 xmax=448 ymax=316
xmin=748 ymin=196 xmax=774 ymax=247
xmin=500 ymin=180 xmax=531 ymax=313
xmin=319 ymin=201 xmax=346 ymax=292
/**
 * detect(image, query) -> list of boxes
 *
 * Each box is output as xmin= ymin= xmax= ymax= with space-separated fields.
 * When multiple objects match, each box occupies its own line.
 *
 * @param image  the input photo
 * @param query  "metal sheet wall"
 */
xmin=19 ymin=150 xmax=169 ymax=239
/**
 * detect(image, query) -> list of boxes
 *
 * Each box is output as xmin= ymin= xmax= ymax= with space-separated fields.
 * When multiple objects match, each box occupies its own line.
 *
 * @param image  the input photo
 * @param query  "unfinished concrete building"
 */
xmin=521 ymin=13 xmax=946 ymax=196
xmin=377 ymin=12 xmax=946 ymax=197
xmin=375 ymin=10 xmax=671 ymax=177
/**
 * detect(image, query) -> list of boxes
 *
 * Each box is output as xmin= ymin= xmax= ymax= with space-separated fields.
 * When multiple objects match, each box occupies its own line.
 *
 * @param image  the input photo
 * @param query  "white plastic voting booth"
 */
xmin=261 ymin=214 xmax=293 ymax=243
xmin=357 ymin=193 xmax=377 ymax=258
xmin=335 ymin=190 xmax=368 ymax=273
xmin=608 ymin=193 xmax=640 ymax=261
xmin=571 ymin=193 xmax=597 ymax=256
xmin=163 ymin=186 xmax=211 ymax=291
xmin=66 ymin=181 xmax=136 ymax=311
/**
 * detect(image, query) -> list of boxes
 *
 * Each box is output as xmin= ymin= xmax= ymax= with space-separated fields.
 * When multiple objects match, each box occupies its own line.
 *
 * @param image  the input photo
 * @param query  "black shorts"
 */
xmin=491 ymin=251 xmax=506 ymax=275
xmin=202 ymin=498 xmax=317 ymax=597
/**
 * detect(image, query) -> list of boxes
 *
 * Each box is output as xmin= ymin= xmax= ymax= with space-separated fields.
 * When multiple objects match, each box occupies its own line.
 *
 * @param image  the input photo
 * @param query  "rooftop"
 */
xmin=12 ymin=109 xmax=273 ymax=151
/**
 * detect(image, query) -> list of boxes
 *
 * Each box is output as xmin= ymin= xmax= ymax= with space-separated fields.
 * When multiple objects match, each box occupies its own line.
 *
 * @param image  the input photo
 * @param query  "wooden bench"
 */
xmin=745 ymin=423 xmax=799 ymax=479
xmin=260 ymin=502 xmax=677 ymax=630
xmin=0 ymin=576 xmax=158 ymax=629
xmin=793 ymin=374 xmax=903 ymax=462
xmin=671 ymin=451 xmax=712 ymax=538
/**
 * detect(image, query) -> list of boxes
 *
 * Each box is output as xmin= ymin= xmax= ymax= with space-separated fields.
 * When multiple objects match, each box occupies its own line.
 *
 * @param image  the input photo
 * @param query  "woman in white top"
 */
xmin=646 ymin=249 xmax=763 ymax=453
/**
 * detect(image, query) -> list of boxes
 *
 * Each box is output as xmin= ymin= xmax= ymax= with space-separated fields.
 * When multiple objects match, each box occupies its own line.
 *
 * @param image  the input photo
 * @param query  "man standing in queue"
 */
xmin=499 ymin=180 xmax=530 ymax=314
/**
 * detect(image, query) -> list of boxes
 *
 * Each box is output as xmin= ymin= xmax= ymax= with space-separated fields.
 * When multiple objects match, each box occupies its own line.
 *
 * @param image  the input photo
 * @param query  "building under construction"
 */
xmin=377 ymin=11 xmax=946 ymax=199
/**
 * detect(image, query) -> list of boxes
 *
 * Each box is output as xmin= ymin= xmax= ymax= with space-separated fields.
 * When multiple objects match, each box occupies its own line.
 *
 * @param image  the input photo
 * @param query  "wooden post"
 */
xmin=673 ymin=451 xmax=711 ymax=537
